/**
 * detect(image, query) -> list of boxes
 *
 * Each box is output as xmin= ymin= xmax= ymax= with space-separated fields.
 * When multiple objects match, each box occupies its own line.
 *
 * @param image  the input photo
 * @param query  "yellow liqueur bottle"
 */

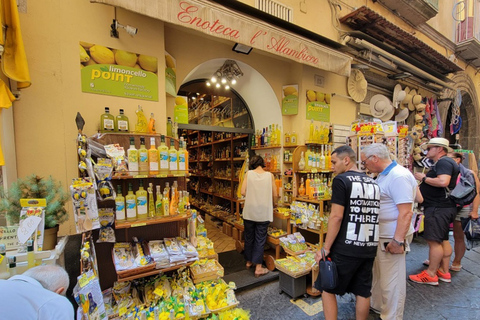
xmin=116 ymin=109 xmax=130 ymax=132
xmin=178 ymin=140 xmax=188 ymax=174
xmin=148 ymin=183 xmax=155 ymax=218
xmin=27 ymin=240 xmax=35 ymax=270
xmin=148 ymin=137 xmax=159 ymax=175
xmin=125 ymin=183 xmax=137 ymax=221
xmin=138 ymin=137 xmax=149 ymax=175
xmin=127 ymin=137 xmax=139 ymax=173
xmin=155 ymin=185 xmax=163 ymax=216
xmin=148 ymin=113 xmax=156 ymax=134
xmin=115 ymin=184 xmax=126 ymax=221
xmin=166 ymin=117 xmax=173 ymax=137
xmin=158 ymin=135 xmax=169 ymax=174
xmin=100 ymin=107 xmax=115 ymax=133
xmin=162 ymin=188 xmax=170 ymax=216
xmin=168 ymin=139 xmax=178 ymax=173
xmin=135 ymin=105 xmax=148 ymax=133
xmin=136 ymin=179 xmax=148 ymax=220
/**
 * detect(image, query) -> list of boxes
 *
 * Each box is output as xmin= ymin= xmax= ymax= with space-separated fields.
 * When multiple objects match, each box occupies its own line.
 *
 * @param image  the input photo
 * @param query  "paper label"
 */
xmin=17 ymin=216 xmax=42 ymax=244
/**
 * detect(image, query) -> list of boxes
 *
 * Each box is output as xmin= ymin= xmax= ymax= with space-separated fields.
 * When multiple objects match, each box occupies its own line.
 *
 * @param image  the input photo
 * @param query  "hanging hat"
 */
xmin=347 ymin=69 xmax=368 ymax=102
xmin=415 ymin=103 xmax=426 ymax=112
xmin=407 ymin=89 xmax=417 ymax=111
xmin=395 ymin=108 xmax=409 ymax=122
xmin=401 ymin=86 xmax=411 ymax=107
xmin=426 ymin=137 xmax=453 ymax=152
xmin=392 ymin=84 xmax=406 ymax=109
xmin=415 ymin=114 xmax=424 ymax=123
xmin=370 ymin=94 xmax=394 ymax=121
xmin=413 ymin=94 xmax=422 ymax=105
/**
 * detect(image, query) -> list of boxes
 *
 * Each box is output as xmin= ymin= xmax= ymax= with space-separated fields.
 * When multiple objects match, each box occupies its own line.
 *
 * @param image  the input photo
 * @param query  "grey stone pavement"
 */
xmin=235 ymin=235 xmax=480 ymax=320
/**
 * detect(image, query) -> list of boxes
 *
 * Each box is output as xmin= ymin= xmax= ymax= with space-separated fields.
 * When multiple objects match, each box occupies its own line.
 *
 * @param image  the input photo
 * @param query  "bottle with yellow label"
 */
xmin=162 ymin=189 xmax=170 ymax=216
xmin=135 ymin=105 xmax=148 ymax=133
xmin=158 ymin=135 xmax=169 ymax=174
xmin=138 ymin=137 xmax=148 ymax=175
xmin=115 ymin=185 xmax=126 ymax=221
xmin=169 ymin=139 xmax=178 ymax=173
xmin=100 ymin=107 xmax=115 ymax=133
xmin=136 ymin=180 xmax=148 ymax=220
xmin=148 ymin=183 xmax=155 ymax=218
xmin=148 ymin=137 xmax=159 ymax=175
xmin=126 ymin=183 xmax=137 ymax=221
xmin=127 ymin=137 xmax=139 ymax=173
xmin=116 ymin=109 xmax=130 ymax=132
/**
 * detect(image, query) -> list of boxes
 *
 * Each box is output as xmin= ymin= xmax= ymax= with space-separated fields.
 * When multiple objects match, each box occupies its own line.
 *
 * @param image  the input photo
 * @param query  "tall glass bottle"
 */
xmin=127 ymin=137 xmax=139 ymax=173
xmin=148 ymin=137 xmax=159 ymax=174
xmin=115 ymin=185 xmax=126 ymax=221
xmin=162 ymin=189 xmax=170 ymax=216
xmin=158 ymin=135 xmax=169 ymax=174
xmin=166 ymin=117 xmax=173 ymax=137
xmin=135 ymin=105 xmax=148 ymax=133
xmin=125 ymin=183 xmax=137 ymax=221
xmin=27 ymin=240 xmax=35 ymax=270
xmin=138 ymin=137 xmax=149 ymax=175
xmin=0 ymin=244 xmax=8 ymax=278
xmin=116 ymin=109 xmax=130 ymax=132
xmin=168 ymin=139 xmax=178 ymax=173
xmin=178 ymin=140 xmax=188 ymax=174
xmin=155 ymin=185 xmax=163 ymax=216
xmin=148 ymin=183 xmax=155 ymax=218
xmin=100 ymin=107 xmax=115 ymax=133
xmin=136 ymin=180 xmax=148 ymax=220
xmin=148 ymin=113 xmax=156 ymax=134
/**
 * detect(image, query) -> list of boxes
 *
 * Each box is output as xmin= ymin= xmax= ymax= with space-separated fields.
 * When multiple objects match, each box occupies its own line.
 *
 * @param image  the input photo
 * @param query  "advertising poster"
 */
xmin=282 ymin=84 xmax=299 ymax=115
xmin=165 ymin=51 xmax=177 ymax=96
xmin=174 ymin=96 xmax=188 ymax=124
xmin=80 ymin=42 xmax=158 ymax=101
xmin=306 ymin=90 xmax=331 ymax=122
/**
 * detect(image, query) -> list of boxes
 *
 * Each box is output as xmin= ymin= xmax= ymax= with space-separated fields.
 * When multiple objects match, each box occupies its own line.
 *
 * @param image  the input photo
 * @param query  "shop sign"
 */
xmin=80 ymin=42 xmax=159 ymax=101
xmin=174 ymin=96 xmax=189 ymax=124
xmin=0 ymin=226 xmax=20 ymax=250
xmin=90 ymin=0 xmax=352 ymax=77
xmin=282 ymin=84 xmax=299 ymax=115
xmin=306 ymin=90 xmax=330 ymax=122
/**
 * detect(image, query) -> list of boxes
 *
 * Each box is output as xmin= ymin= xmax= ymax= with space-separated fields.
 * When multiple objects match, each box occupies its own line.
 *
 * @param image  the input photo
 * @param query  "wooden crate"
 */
xmin=225 ymin=224 xmax=233 ymax=237
xmin=232 ymin=227 xmax=239 ymax=240
xmin=190 ymin=260 xmax=224 ymax=284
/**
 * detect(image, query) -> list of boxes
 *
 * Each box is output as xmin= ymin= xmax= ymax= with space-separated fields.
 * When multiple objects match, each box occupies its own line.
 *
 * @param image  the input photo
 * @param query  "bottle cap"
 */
xmin=120 ymin=109 xmax=124 ymax=114
xmin=8 ymin=256 xmax=16 ymax=267
xmin=105 ymin=107 xmax=110 ymax=112
xmin=130 ymin=137 xmax=135 ymax=144
xmin=150 ymin=137 xmax=156 ymax=144
xmin=27 ymin=240 xmax=34 ymax=252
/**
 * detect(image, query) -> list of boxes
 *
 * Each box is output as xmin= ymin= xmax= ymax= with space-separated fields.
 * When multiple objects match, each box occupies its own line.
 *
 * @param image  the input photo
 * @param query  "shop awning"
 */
xmin=90 ymin=0 xmax=352 ymax=76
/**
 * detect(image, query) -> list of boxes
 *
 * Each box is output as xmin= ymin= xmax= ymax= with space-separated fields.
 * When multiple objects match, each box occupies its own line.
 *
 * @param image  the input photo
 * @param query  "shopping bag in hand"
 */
xmin=313 ymin=248 xmax=338 ymax=291
xmin=461 ymin=217 xmax=480 ymax=250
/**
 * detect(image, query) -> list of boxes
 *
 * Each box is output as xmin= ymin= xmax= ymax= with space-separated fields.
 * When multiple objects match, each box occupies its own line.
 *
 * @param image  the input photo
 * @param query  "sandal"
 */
xmin=423 ymin=259 xmax=430 ymax=266
xmin=254 ymin=267 xmax=270 ymax=278
xmin=246 ymin=262 xmax=253 ymax=269
xmin=449 ymin=264 xmax=462 ymax=272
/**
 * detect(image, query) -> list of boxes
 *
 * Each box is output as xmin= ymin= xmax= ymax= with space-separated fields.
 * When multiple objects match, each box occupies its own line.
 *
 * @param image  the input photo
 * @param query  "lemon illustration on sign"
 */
xmin=316 ymin=92 xmax=325 ymax=103
xmin=115 ymin=50 xmax=138 ymax=67
xmin=165 ymin=55 xmax=175 ymax=68
xmin=325 ymin=94 xmax=331 ymax=104
xmin=80 ymin=41 xmax=95 ymax=49
xmin=84 ymin=59 xmax=97 ymax=66
xmin=175 ymin=97 xmax=186 ymax=105
xmin=283 ymin=86 xmax=298 ymax=96
xmin=80 ymin=44 xmax=90 ymax=63
xmin=307 ymin=90 xmax=316 ymax=102
xmin=89 ymin=45 xmax=115 ymax=64
xmin=138 ymin=54 xmax=158 ymax=72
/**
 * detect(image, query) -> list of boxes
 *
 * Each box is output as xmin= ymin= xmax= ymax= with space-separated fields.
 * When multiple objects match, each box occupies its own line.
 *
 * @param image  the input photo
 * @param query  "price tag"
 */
xmin=131 ymin=222 xmax=147 ymax=228
xmin=17 ymin=216 xmax=42 ymax=244
xmin=119 ymin=307 xmax=128 ymax=316
xmin=156 ymin=174 xmax=168 ymax=178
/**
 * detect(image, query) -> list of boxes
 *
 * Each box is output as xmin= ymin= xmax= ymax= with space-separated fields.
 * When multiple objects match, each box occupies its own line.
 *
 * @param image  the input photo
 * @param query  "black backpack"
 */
xmin=449 ymin=164 xmax=477 ymax=207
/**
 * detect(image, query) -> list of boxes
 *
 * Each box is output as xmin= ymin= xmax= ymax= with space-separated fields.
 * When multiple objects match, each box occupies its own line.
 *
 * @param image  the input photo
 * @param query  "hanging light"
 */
xmin=206 ymin=60 xmax=244 ymax=90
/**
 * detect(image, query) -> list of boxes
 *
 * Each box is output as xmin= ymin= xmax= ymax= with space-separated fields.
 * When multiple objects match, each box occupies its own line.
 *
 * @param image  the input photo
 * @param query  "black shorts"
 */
xmin=423 ymin=207 xmax=457 ymax=242
xmin=323 ymin=252 xmax=375 ymax=298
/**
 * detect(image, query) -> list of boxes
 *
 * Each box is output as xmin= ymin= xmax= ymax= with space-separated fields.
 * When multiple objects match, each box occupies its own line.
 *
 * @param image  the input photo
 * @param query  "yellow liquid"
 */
xmin=149 ymin=147 xmax=159 ymax=174
xmin=138 ymin=145 xmax=148 ymax=175
xmin=115 ymin=194 xmax=126 ymax=220
xmin=169 ymin=146 xmax=178 ymax=173
xmin=136 ymin=187 xmax=148 ymax=220
xmin=126 ymin=191 xmax=137 ymax=220
xmin=158 ymin=143 xmax=169 ymax=173
xmin=135 ymin=108 xmax=148 ymax=133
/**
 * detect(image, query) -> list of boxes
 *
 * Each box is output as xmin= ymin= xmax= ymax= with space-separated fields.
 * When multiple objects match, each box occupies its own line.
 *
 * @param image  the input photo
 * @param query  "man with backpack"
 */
xmin=410 ymin=138 xmax=459 ymax=285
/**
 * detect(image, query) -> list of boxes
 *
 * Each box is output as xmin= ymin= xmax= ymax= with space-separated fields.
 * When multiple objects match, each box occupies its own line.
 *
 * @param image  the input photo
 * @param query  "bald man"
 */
xmin=0 ymin=264 xmax=74 ymax=319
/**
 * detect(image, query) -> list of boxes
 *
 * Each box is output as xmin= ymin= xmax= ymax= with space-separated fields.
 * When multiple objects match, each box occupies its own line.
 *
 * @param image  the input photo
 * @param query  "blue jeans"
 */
xmin=243 ymin=219 xmax=269 ymax=264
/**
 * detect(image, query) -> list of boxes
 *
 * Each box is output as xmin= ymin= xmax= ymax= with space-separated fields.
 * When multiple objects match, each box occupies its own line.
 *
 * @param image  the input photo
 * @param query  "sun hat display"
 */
xmin=407 ymin=89 xmax=417 ymax=111
xmin=415 ymin=103 xmax=426 ymax=112
xmin=392 ymin=84 xmax=406 ymax=109
xmin=426 ymin=137 xmax=453 ymax=152
xmin=370 ymin=94 xmax=394 ymax=121
xmin=395 ymin=107 xmax=409 ymax=122
xmin=415 ymin=114 xmax=424 ymax=123
xmin=401 ymin=86 xmax=411 ymax=108
xmin=413 ymin=94 xmax=422 ymax=106
xmin=347 ymin=69 xmax=368 ymax=102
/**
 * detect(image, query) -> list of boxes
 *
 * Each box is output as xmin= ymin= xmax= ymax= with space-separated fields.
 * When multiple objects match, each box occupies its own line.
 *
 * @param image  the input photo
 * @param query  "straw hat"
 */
xmin=415 ymin=103 xmax=426 ymax=112
xmin=426 ymin=137 xmax=453 ymax=152
xmin=370 ymin=94 xmax=394 ymax=121
xmin=347 ymin=69 xmax=368 ymax=102
xmin=413 ymin=94 xmax=422 ymax=105
xmin=415 ymin=114 xmax=424 ymax=123
xmin=395 ymin=107 xmax=409 ymax=122
xmin=407 ymin=89 xmax=417 ymax=111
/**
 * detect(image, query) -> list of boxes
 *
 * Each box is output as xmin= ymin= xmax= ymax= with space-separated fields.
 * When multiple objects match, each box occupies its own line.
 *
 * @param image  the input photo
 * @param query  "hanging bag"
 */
xmin=461 ymin=217 xmax=480 ymax=250
xmin=313 ymin=248 xmax=338 ymax=290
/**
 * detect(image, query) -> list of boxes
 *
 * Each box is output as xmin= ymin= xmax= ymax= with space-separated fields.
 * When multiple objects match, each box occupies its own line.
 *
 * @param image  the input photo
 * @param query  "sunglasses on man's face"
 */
xmin=426 ymin=146 xmax=439 ymax=151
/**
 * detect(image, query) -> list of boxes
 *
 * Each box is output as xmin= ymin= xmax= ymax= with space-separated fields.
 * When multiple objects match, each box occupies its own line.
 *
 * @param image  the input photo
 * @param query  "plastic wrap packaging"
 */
xmin=97 ymin=208 xmax=116 ymax=243
xmin=112 ymin=243 xmax=135 ymax=271
xmin=93 ymin=158 xmax=115 ymax=200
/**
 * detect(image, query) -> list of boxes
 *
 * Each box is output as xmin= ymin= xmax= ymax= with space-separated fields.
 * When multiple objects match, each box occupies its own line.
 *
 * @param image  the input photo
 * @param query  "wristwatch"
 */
xmin=392 ymin=238 xmax=405 ymax=247
xmin=422 ymin=176 xmax=427 ymax=183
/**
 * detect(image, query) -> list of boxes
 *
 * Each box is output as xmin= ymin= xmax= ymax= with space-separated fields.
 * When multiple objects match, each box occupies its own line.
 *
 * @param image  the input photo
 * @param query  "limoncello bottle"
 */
xmin=148 ymin=113 xmax=156 ymax=134
xmin=138 ymin=137 xmax=149 ymax=175
xmin=127 ymin=137 xmax=139 ymax=173
xmin=169 ymin=139 xmax=178 ymax=173
xmin=155 ymin=185 xmax=163 ymax=216
xmin=148 ymin=183 xmax=155 ymax=218
xmin=158 ymin=135 xmax=169 ymax=174
xmin=320 ymin=145 xmax=326 ymax=170
xmin=148 ymin=137 xmax=159 ymax=174
xmin=116 ymin=109 xmax=130 ymax=132
xmin=136 ymin=180 xmax=148 ymax=220
xmin=115 ymin=184 xmax=126 ymax=221
xmin=178 ymin=140 xmax=188 ymax=174
xmin=166 ymin=117 xmax=173 ymax=137
xmin=126 ymin=183 xmax=137 ymax=220
xmin=135 ymin=105 xmax=148 ymax=133
xmin=100 ymin=107 xmax=115 ymax=133
xmin=162 ymin=189 xmax=170 ymax=216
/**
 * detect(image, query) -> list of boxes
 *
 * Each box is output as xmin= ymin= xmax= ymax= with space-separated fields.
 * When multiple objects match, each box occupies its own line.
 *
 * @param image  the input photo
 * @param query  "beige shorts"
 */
xmin=455 ymin=206 xmax=471 ymax=222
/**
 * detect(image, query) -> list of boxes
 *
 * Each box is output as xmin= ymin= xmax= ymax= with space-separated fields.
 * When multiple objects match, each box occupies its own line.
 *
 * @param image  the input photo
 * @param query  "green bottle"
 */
xmin=100 ymin=107 xmax=115 ymax=133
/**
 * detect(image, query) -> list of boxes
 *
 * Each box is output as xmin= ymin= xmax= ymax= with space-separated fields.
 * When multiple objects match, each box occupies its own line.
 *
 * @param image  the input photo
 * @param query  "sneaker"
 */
xmin=409 ymin=270 xmax=439 ymax=286
xmin=437 ymin=270 xmax=452 ymax=283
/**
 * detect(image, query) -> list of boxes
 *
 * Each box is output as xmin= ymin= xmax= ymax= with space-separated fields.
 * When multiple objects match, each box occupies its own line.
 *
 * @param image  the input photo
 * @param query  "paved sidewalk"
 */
xmin=235 ymin=235 xmax=480 ymax=319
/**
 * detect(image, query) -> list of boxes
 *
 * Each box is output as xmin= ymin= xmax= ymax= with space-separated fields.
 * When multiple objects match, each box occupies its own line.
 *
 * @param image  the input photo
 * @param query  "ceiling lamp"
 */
xmin=206 ymin=60 xmax=243 ymax=90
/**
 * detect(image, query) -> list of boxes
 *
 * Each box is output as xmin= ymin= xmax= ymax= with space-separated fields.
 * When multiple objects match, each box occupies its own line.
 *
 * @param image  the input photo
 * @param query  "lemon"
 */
xmin=283 ymin=86 xmax=298 ymax=96
xmin=80 ymin=41 xmax=95 ymax=49
xmin=165 ymin=54 xmax=176 ymax=68
xmin=175 ymin=97 xmax=186 ymax=105
xmin=307 ymin=90 xmax=316 ymax=102
xmin=89 ymin=45 xmax=115 ymax=64
xmin=80 ymin=44 xmax=90 ymax=63
xmin=115 ymin=50 xmax=138 ymax=67
xmin=138 ymin=54 xmax=158 ymax=72
xmin=316 ymin=92 xmax=325 ymax=102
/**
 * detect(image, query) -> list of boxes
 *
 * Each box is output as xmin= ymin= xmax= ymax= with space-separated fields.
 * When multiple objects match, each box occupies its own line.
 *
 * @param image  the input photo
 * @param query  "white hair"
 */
xmin=361 ymin=143 xmax=390 ymax=160
xmin=23 ymin=264 xmax=69 ymax=294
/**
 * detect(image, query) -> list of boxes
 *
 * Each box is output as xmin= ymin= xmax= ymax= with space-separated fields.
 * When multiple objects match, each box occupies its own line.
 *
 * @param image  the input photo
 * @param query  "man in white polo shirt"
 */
xmin=361 ymin=143 xmax=417 ymax=320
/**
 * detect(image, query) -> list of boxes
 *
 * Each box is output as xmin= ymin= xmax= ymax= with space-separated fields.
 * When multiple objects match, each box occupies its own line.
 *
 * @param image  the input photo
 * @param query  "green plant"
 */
xmin=0 ymin=174 xmax=69 ymax=228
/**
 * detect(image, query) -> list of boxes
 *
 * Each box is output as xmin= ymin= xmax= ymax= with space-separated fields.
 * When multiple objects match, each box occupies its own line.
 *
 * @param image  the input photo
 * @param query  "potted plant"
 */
xmin=0 ymin=174 xmax=69 ymax=249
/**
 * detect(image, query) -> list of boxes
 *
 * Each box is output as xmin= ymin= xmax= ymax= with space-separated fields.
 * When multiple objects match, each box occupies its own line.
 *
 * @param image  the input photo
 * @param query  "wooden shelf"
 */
xmin=214 ymin=194 xmax=234 ymax=201
xmin=233 ymin=134 xmax=249 ymax=140
xmin=294 ymin=197 xmax=331 ymax=204
xmin=112 ymin=172 xmax=189 ymax=179
xmin=296 ymin=170 xmax=333 ymax=174
xmin=274 ymin=211 xmax=291 ymax=220
xmin=251 ymin=145 xmax=281 ymax=150
xmin=115 ymin=212 xmax=191 ymax=229
xmin=283 ymin=161 xmax=293 ymax=164
xmin=283 ymin=145 xmax=299 ymax=148
xmin=214 ymin=176 xmax=231 ymax=181
xmin=233 ymin=157 xmax=246 ymax=161
xmin=117 ymin=261 xmax=194 ymax=282
xmin=294 ymin=226 xmax=326 ymax=235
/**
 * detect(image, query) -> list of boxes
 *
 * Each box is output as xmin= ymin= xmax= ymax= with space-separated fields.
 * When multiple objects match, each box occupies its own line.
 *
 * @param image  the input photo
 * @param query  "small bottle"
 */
xmin=148 ymin=113 xmax=156 ymax=134
xmin=155 ymin=185 xmax=163 ymax=216
xmin=148 ymin=137 xmax=159 ymax=174
xmin=127 ymin=137 xmax=139 ymax=173
xmin=158 ymin=135 xmax=169 ymax=174
xmin=100 ymin=107 xmax=115 ymax=133
xmin=0 ymin=244 xmax=9 ymax=278
xmin=148 ymin=183 xmax=155 ymax=218
xmin=115 ymin=185 xmax=126 ymax=221
xmin=285 ymin=132 xmax=290 ymax=146
xmin=136 ymin=180 xmax=148 ymax=220
xmin=298 ymin=177 xmax=306 ymax=196
xmin=291 ymin=131 xmax=298 ymax=145
xmin=138 ymin=137 xmax=149 ymax=175
xmin=162 ymin=189 xmax=170 ymax=216
xmin=135 ymin=105 xmax=148 ymax=133
xmin=8 ymin=256 xmax=16 ymax=277
xmin=116 ymin=109 xmax=130 ymax=132
xmin=298 ymin=151 xmax=306 ymax=171
xmin=169 ymin=139 xmax=178 ymax=173
xmin=126 ymin=183 xmax=137 ymax=220
xmin=27 ymin=240 xmax=35 ymax=269
xmin=167 ymin=117 xmax=173 ymax=137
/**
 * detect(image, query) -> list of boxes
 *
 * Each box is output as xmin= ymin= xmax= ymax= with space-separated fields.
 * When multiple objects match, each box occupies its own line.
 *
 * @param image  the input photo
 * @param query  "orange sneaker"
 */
xmin=409 ymin=270 xmax=439 ymax=286
xmin=437 ymin=270 xmax=452 ymax=283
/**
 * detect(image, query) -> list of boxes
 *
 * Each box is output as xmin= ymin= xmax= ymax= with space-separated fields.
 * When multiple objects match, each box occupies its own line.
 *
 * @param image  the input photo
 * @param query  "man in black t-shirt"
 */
xmin=315 ymin=145 xmax=380 ymax=320
xmin=410 ymin=138 xmax=459 ymax=286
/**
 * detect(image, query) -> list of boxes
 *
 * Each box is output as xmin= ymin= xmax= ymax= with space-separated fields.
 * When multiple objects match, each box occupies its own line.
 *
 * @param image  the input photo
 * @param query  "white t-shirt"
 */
xmin=376 ymin=162 xmax=417 ymax=238
xmin=243 ymin=170 xmax=274 ymax=222
xmin=0 ymin=275 xmax=74 ymax=320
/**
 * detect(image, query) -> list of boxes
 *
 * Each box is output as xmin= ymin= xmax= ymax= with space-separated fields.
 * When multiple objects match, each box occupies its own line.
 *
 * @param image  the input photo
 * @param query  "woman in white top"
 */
xmin=241 ymin=155 xmax=277 ymax=277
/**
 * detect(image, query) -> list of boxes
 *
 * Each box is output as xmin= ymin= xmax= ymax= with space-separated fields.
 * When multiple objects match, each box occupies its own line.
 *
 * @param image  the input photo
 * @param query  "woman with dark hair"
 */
xmin=241 ymin=155 xmax=277 ymax=277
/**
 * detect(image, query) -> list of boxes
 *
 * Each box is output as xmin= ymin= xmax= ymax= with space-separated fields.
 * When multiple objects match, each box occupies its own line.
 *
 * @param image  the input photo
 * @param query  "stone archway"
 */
xmin=440 ymin=72 xmax=479 ymax=153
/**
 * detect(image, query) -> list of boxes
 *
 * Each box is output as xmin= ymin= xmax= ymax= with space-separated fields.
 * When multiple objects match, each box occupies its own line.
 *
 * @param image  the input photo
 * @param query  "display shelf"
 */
xmin=214 ymin=194 xmax=234 ymax=201
xmin=251 ymin=145 xmax=281 ymax=150
xmin=293 ymin=226 xmax=326 ymax=236
xmin=116 ymin=261 xmax=195 ymax=282
xmin=283 ymin=145 xmax=299 ymax=148
xmin=213 ymin=176 xmax=231 ymax=181
xmin=233 ymin=134 xmax=249 ymax=140
xmin=233 ymin=157 xmax=245 ymax=161
xmin=233 ymin=110 xmax=249 ymax=119
xmin=112 ymin=172 xmax=189 ymax=179
xmin=296 ymin=170 xmax=333 ymax=174
xmin=115 ymin=212 xmax=191 ymax=229
xmin=294 ymin=197 xmax=331 ymax=204
xmin=284 ymin=161 xmax=293 ymax=164
xmin=200 ymin=189 xmax=213 ymax=195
